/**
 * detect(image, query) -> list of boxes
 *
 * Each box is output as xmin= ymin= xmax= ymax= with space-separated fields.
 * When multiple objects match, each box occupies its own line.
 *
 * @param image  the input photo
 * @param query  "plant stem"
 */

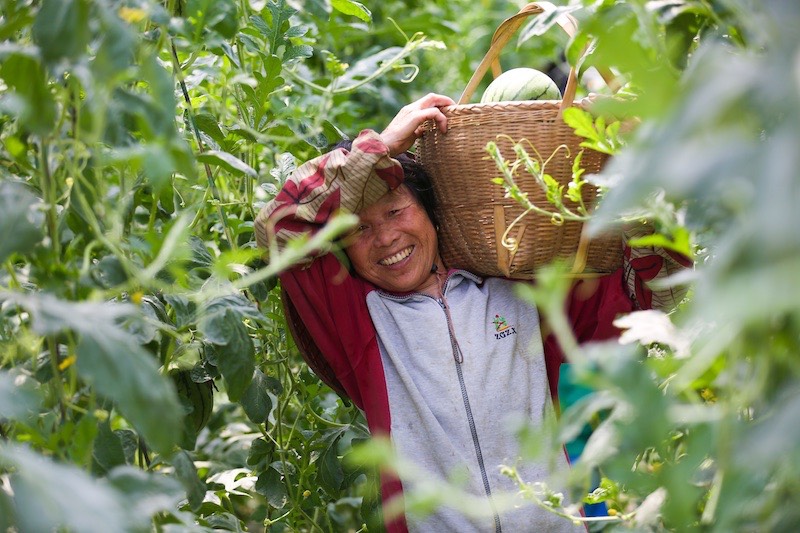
xmin=285 ymin=33 xmax=437 ymax=95
xmin=168 ymin=40 xmax=237 ymax=251
xmin=38 ymin=139 xmax=61 ymax=258
xmin=46 ymin=336 xmax=68 ymax=422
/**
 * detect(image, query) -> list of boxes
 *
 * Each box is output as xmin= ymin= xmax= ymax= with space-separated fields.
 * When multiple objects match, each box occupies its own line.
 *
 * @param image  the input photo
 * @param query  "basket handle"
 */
xmin=458 ymin=2 xmax=580 ymax=108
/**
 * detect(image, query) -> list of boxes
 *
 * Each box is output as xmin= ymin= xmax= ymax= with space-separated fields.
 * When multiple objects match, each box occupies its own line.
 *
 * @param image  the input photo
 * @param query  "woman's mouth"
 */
xmin=378 ymin=246 xmax=414 ymax=266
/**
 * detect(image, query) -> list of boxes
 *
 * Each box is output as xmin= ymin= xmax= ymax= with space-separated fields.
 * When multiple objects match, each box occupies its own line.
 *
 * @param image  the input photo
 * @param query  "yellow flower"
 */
xmin=58 ymin=355 xmax=76 ymax=371
xmin=119 ymin=7 xmax=147 ymax=24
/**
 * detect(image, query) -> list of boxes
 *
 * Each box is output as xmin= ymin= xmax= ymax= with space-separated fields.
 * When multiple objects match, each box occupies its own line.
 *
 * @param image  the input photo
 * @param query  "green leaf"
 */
xmin=205 ymin=311 xmax=255 ymax=402
xmin=317 ymin=431 xmax=345 ymax=494
xmin=247 ymin=438 xmax=275 ymax=469
xmin=197 ymin=150 xmax=258 ymax=178
xmin=105 ymin=466 xmax=184 ymax=521
xmin=0 ymin=181 xmax=43 ymax=263
xmin=68 ymin=414 xmax=99 ymax=467
xmin=32 ymin=0 xmax=90 ymax=64
xmin=194 ymin=113 xmax=227 ymax=146
xmin=628 ymin=227 xmax=693 ymax=259
xmin=91 ymin=420 xmax=127 ymax=476
xmin=164 ymin=294 xmax=198 ymax=330
xmin=264 ymin=0 xmax=298 ymax=54
xmin=284 ymin=43 xmax=314 ymax=62
xmin=255 ymin=466 xmax=288 ymax=508
xmin=0 ymin=371 xmax=38 ymax=420
xmin=0 ymin=443 xmax=129 ymax=532
xmin=5 ymin=293 xmax=182 ymax=454
xmin=331 ymin=0 xmax=372 ymax=22
xmin=270 ymin=152 xmax=297 ymax=184
xmin=168 ymin=450 xmax=207 ymax=512
xmin=562 ymin=107 xmax=602 ymax=143
xmin=197 ymin=293 xmax=262 ymax=343
xmin=240 ymin=369 xmax=273 ymax=424
xmin=186 ymin=0 xmax=239 ymax=40
xmin=0 ymin=52 xmax=56 ymax=135
xmin=646 ymin=0 xmax=711 ymax=25
xmin=77 ymin=335 xmax=180 ymax=454
xmin=92 ymin=4 xmax=136 ymax=80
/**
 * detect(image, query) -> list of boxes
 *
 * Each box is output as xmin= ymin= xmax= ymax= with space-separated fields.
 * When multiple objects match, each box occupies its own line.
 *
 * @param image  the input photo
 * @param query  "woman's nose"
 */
xmin=373 ymin=223 xmax=399 ymax=248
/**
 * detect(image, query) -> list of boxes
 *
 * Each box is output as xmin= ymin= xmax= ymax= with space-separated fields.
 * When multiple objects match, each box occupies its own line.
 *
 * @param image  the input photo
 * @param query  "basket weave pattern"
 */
xmin=417 ymin=100 xmax=622 ymax=278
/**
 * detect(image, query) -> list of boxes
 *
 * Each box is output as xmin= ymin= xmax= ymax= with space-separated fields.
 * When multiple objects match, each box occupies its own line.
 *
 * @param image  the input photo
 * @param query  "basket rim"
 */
xmin=431 ymin=97 xmax=596 ymax=118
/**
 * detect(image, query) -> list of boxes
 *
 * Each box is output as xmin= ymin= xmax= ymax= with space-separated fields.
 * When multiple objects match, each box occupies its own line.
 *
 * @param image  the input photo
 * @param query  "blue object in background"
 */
xmin=559 ymin=363 xmax=609 ymax=518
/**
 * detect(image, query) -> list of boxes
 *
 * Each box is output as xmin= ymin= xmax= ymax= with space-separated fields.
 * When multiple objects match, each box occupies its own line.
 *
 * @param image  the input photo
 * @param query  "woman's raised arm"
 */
xmin=254 ymin=93 xmax=454 ymax=257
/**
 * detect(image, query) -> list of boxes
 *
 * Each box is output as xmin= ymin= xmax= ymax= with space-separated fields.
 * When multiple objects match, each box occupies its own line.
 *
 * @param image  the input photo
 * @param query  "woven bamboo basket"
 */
xmin=417 ymin=2 xmax=623 ymax=278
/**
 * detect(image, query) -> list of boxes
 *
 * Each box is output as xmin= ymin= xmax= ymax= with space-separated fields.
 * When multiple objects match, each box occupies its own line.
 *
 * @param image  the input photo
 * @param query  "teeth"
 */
xmin=379 ymin=246 xmax=413 ymax=266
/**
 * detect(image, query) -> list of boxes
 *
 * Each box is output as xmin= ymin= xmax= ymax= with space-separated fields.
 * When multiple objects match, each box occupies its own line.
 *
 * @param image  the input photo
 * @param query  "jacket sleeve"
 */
xmin=253 ymin=129 xmax=404 ymax=257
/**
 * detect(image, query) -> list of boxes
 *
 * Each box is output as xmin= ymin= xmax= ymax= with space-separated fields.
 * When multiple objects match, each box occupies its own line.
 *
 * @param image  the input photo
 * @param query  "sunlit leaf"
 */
xmin=197 ymin=150 xmax=258 ymax=178
xmin=331 ymin=0 xmax=372 ymax=22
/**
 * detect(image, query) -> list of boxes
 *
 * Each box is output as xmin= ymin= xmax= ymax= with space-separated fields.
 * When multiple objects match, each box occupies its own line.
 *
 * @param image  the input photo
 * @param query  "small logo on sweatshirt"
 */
xmin=493 ymin=314 xmax=517 ymax=339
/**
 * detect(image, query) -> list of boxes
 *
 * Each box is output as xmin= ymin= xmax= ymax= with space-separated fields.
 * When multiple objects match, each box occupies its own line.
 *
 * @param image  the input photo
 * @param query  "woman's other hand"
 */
xmin=380 ymin=93 xmax=455 ymax=156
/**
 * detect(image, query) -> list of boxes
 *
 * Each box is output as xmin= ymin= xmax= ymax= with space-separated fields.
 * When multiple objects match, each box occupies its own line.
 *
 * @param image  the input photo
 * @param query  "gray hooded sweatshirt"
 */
xmin=366 ymin=271 xmax=584 ymax=532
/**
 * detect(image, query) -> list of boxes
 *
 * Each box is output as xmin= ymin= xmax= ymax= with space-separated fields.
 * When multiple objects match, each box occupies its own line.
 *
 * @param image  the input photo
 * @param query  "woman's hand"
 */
xmin=380 ymin=93 xmax=455 ymax=156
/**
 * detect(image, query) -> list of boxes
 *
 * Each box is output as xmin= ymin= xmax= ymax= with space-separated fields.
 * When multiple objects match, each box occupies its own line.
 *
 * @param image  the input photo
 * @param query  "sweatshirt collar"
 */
xmin=375 ymin=269 xmax=483 ymax=302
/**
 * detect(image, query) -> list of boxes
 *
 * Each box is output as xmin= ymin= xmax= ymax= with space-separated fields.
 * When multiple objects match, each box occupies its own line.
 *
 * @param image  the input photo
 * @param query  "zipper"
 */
xmin=377 ymin=273 xmax=502 ymax=531
xmin=438 ymin=293 xmax=502 ymax=533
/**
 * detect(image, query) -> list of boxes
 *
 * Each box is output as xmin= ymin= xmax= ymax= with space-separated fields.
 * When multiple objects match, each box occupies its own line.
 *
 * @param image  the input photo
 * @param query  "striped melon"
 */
xmin=480 ymin=67 xmax=561 ymax=103
xmin=171 ymin=369 xmax=214 ymax=433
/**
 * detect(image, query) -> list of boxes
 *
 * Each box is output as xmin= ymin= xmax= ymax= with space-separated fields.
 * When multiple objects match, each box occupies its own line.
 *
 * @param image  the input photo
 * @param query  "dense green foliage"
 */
xmin=1 ymin=0 xmax=799 ymax=531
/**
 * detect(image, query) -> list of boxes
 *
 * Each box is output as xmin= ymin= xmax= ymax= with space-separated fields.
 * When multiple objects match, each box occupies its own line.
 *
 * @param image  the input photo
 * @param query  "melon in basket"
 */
xmin=480 ymin=67 xmax=561 ymax=103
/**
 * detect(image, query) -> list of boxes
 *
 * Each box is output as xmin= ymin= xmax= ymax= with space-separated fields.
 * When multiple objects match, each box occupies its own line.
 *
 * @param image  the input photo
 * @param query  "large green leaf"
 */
xmin=0 ymin=371 xmax=39 ymax=420
xmin=255 ymin=466 xmax=288 ymax=508
xmin=196 ymin=293 xmax=262 ymax=343
xmin=0 ymin=51 xmax=56 ymax=135
xmin=0 ymin=443 xmax=129 ymax=532
xmin=186 ymin=0 xmax=239 ymax=40
xmin=317 ymin=430 xmax=345 ymax=495
xmin=5 ymin=293 xmax=182 ymax=454
xmin=31 ymin=0 xmax=90 ymax=65
xmin=240 ymin=368 xmax=273 ymax=424
xmin=91 ymin=420 xmax=128 ymax=476
xmin=105 ymin=466 xmax=184 ymax=522
xmin=205 ymin=310 xmax=255 ymax=401
xmin=169 ymin=449 xmax=207 ymax=512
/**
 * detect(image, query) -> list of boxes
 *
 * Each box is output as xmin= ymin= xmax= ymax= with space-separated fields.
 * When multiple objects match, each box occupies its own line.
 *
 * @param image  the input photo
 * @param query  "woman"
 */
xmin=254 ymin=94 xmax=688 ymax=532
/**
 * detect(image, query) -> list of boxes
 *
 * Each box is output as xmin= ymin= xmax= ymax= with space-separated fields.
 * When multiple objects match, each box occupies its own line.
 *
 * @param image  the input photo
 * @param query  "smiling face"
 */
xmin=345 ymin=185 xmax=444 ymax=296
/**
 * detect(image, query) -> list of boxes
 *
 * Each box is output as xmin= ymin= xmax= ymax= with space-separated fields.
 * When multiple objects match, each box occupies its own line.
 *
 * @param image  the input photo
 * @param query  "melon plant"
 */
xmin=480 ymin=67 xmax=561 ymax=103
